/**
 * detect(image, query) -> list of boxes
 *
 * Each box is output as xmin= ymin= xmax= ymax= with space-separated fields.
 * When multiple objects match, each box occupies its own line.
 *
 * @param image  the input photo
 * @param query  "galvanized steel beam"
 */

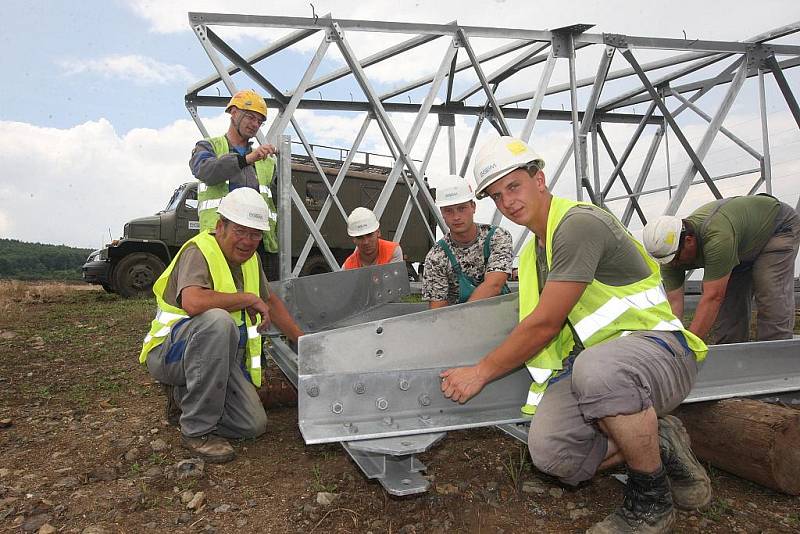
xmin=663 ymin=54 xmax=749 ymax=214
xmin=278 ymin=136 xmax=293 ymax=280
xmin=186 ymin=94 xmax=661 ymax=124
xmin=188 ymin=13 xmax=800 ymax=55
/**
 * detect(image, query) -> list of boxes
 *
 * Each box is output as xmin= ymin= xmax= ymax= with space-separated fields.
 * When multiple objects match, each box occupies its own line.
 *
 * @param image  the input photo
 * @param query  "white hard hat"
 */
xmin=473 ymin=136 xmax=545 ymax=199
xmin=347 ymin=207 xmax=380 ymax=237
xmin=435 ymin=176 xmax=475 ymax=207
xmin=217 ymin=187 xmax=270 ymax=231
xmin=642 ymin=215 xmax=684 ymax=264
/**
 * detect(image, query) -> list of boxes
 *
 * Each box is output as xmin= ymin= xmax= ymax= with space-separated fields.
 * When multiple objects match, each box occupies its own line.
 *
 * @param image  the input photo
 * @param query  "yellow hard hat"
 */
xmin=226 ymin=89 xmax=267 ymax=120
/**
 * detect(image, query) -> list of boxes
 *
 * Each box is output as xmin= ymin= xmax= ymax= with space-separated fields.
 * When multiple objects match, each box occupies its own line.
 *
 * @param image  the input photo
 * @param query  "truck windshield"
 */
xmin=162 ymin=187 xmax=184 ymax=212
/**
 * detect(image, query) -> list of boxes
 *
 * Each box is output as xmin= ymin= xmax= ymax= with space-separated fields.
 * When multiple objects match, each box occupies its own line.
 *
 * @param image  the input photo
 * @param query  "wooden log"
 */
xmin=673 ymin=398 xmax=800 ymax=495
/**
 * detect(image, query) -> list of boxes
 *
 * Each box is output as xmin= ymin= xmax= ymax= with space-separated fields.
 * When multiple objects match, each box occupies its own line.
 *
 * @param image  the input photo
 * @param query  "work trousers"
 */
xmin=146 ymin=308 xmax=267 ymax=439
xmin=527 ymin=331 xmax=698 ymax=486
xmin=711 ymin=205 xmax=800 ymax=344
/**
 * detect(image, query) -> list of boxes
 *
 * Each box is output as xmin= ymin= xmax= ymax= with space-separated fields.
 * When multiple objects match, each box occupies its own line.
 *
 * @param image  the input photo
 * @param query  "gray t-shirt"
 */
xmin=422 ymin=224 xmax=513 ymax=304
xmin=163 ymin=243 xmax=270 ymax=309
xmin=542 ymin=205 xmax=650 ymax=286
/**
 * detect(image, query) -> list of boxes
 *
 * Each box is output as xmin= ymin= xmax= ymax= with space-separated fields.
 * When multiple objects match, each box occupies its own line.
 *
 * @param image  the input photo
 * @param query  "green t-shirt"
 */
xmin=538 ymin=204 xmax=651 ymax=286
xmin=661 ymin=195 xmax=781 ymax=290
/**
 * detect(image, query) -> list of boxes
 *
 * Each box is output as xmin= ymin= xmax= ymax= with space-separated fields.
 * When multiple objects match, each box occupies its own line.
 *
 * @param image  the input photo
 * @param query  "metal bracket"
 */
xmin=551 ymin=32 xmax=571 ymax=58
xmin=603 ymin=33 xmax=628 ymax=50
xmin=438 ymin=113 xmax=456 ymax=127
xmin=747 ymin=44 xmax=775 ymax=69
xmin=452 ymin=33 xmax=465 ymax=48
xmin=343 ymin=443 xmax=430 ymax=496
xmin=325 ymin=22 xmax=343 ymax=42
xmin=343 ymin=432 xmax=446 ymax=495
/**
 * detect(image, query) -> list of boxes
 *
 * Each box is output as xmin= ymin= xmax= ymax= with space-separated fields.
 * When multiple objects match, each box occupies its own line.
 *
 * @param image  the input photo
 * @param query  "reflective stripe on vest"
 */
xmin=517 ymin=197 xmax=708 ymax=415
xmin=138 ymin=230 xmax=265 ymax=386
xmin=197 ymin=135 xmax=279 ymax=253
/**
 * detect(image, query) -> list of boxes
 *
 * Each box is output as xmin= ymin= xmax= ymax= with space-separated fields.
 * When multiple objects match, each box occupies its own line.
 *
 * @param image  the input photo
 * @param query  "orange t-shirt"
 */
xmin=342 ymin=239 xmax=399 ymax=270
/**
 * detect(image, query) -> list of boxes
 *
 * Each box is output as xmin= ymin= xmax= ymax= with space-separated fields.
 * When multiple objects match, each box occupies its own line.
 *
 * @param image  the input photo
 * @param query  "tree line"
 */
xmin=0 ymin=239 xmax=93 ymax=280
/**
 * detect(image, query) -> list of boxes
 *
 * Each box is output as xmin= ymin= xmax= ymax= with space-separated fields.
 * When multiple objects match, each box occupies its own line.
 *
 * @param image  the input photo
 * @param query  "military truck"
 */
xmin=82 ymin=155 xmax=435 ymax=297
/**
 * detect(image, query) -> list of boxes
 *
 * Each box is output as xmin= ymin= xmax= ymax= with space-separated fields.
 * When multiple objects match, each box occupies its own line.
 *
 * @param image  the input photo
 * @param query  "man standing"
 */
xmin=342 ymin=207 xmax=403 ymax=269
xmin=139 ymin=188 xmax=303 ymax=463
xmin=643 ymin=196 xmax=799 ymax=343
xmin=190 ymin=89 xmax=280 ymax=280
xmin=422 ymin=176 xmax=512 ymax=308
xmin=441 ymin=137 xmax=710 ymax=533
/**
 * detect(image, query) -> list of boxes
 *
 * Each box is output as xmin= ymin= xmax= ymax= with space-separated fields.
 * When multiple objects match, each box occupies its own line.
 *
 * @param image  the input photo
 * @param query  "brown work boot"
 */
xmin=658 ymin=415 xmax=712 ymax=510
xmin=162 ymin=384 xmax=181 ymax=426
xmin=181 ymin=434 xmax=236 ymax=463
xmin=588 ymin=466 xmax=675 ymax=534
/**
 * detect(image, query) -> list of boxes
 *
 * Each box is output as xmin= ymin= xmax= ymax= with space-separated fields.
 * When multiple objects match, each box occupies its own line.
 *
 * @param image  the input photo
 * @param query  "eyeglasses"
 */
xmin=227 ymin=222 xmax=263 ymax=241
xmin=240 ymin=110 xmax=265 ymax=126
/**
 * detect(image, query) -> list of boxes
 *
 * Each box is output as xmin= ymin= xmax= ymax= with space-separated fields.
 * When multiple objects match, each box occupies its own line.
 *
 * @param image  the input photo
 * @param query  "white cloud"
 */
xmin=122 ymin=0 xmax=800 ymax=86
xmin=0 ymin=117 xmax=224 ymax=249
xmin=57 ymin=54 xmax=195 ymax=85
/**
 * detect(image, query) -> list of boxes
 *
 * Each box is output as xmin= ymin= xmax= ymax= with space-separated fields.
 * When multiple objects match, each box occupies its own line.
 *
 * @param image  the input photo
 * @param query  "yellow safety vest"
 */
xmin=518 ymin=197 xmax=707 ymax=415
xmin=138 ymin=231 xmax=265 ymax=386
xmin=197 ymin=135 xmax=279 ymax=253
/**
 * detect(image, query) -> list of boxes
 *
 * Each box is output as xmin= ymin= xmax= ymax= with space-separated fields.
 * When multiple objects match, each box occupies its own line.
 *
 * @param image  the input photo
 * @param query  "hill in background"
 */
xmin=0 ymin=238 xmax=92 ymax=280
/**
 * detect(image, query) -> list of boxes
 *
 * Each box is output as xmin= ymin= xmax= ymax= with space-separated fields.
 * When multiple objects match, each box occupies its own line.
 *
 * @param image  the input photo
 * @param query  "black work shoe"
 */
xmin=658 ymin=415 xmax=712 ymax=510
xmin=181 ymin=434 xmax=236 ymax=463
xmin=162 ymin=384 xmax=181 ymax=427
xmin=588 ymin=466 xmax=675 ymax=534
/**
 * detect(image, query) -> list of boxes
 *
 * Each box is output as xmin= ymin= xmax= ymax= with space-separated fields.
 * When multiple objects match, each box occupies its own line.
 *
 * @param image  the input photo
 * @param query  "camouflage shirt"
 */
xmin=422 ymin=224 xmax=513 ymax=304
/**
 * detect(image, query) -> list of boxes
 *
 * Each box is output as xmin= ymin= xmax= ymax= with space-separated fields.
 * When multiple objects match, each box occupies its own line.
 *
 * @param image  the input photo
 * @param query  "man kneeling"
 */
xmin=442 ymin=137 xmax=712 ymax=533
xmin=138 ymin=188 xmax=303 ymax=463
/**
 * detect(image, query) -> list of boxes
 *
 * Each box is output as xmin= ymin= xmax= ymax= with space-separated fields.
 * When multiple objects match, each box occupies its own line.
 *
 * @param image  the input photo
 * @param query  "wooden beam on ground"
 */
xmin=673 ymin=398 xmax=800 ymax=495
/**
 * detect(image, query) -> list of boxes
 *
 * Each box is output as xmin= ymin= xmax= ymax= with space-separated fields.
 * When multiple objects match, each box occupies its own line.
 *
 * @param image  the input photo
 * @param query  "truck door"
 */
xmin=176 ymin=187 xmax=199 ymax=245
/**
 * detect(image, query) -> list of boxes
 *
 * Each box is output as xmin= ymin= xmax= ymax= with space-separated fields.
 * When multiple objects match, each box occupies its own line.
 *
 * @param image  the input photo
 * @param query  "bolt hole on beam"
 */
xmin=376 ymin=326 xmax=384 ymax=334
xmin=376 ymin=349 xmax=384 ymax=358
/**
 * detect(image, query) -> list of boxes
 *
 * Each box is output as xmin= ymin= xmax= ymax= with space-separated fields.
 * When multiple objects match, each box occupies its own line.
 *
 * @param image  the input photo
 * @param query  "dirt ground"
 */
xmin=1 ymin=281 xmax=799 ymax=533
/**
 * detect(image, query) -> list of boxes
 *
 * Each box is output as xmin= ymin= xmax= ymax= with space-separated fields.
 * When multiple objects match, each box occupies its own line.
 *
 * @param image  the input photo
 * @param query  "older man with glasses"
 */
xmin=139 ymin=188 xmax=303 ymax=463
xmin=190 ymin=89 xmax=281 ymax=281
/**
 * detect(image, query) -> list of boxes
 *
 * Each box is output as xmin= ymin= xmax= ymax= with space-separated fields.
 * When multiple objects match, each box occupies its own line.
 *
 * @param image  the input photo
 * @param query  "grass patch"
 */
xmin=502 ymin=444 xmax=532 ymax=493
xmin=310 ymin=463 xmax=338 ymax=493
xmin=701 ymin=497 xmax=734 ymax=522
xmin=67 ymin=383 xmax=92 ymax=408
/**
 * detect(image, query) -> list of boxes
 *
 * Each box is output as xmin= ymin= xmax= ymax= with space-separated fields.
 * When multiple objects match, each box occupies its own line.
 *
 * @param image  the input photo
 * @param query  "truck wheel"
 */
xmin=299 ymin=254 xmax=332 ymax=277
xmin=112 ymin=253 xmax=165 ymax=298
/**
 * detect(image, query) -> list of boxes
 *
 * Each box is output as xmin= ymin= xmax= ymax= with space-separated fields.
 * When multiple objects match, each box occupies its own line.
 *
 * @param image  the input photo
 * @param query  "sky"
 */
xmin=1 ymin=0 xmax=799 ymax=262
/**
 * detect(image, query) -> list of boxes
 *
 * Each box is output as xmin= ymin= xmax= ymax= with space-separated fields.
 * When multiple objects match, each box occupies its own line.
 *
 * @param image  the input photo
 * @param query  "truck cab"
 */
xmin=82 ymin=182 xmax=199 ymax=297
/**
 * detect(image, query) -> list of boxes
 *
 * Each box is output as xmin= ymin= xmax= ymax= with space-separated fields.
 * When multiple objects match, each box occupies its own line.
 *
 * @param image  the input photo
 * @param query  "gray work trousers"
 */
xmin=527 ymin=331 xmax=698 ymax=486
xmin=146 ymin=308 xmax=267 ymax=439
xmin=711 ymin=207 xmax=800 ymax=344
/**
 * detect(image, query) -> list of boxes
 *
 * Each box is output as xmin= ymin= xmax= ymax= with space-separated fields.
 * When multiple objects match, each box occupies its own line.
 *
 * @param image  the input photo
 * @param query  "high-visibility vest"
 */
xmin=342 ymin=239 xmax=399 ymax=269
xmin=517 ymin=197 xmax=708 ymax=415
xmin=138 ymin=231 xmax=265 ymax=386
xmin=197 ymin=135 xmax=279 ymax=253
